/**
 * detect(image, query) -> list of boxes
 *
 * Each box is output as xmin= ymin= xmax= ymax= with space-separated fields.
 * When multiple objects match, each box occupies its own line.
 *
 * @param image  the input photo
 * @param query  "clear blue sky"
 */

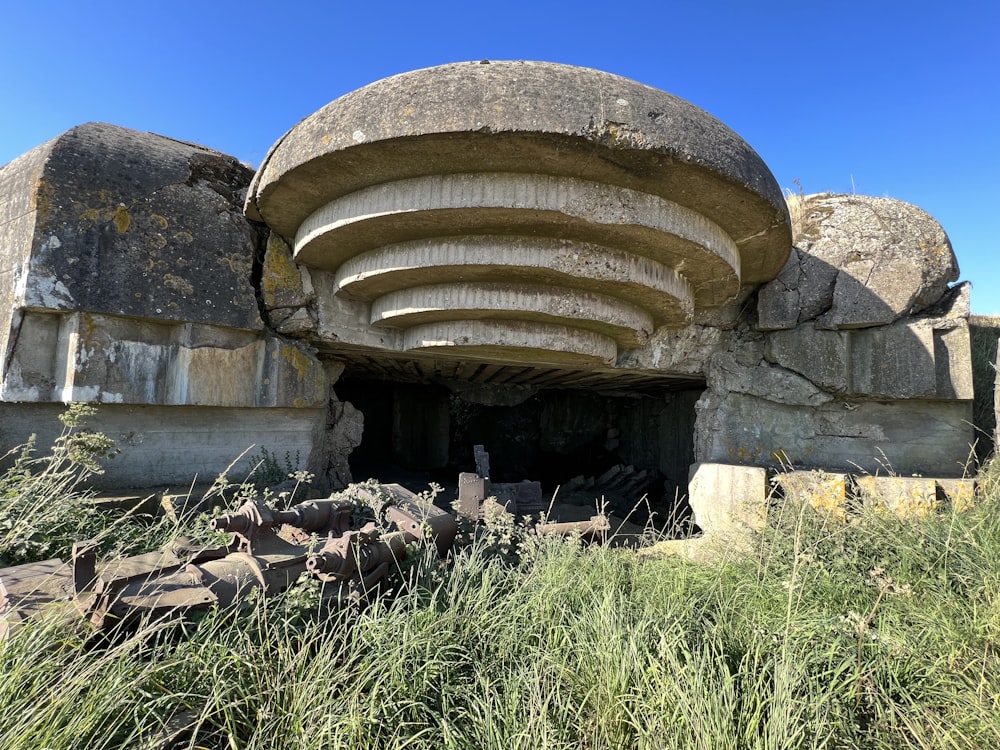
xmin=2 ymin=1 xmax=997 ymax=313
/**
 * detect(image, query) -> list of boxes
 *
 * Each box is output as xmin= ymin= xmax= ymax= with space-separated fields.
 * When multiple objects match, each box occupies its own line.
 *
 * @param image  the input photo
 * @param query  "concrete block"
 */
xmin=936 ymin=478 xmax=976 ymax=512
xmin=776 ymin=470 xmax=849 ymax=521
xmin=456 ymin=473 xmax=486 ymax=519
xmin=855 ymin=476 xmax=940 ymax=518
xmin=87 ymin=491 xmax=163 ymax=518
xmin=687 ymin=462 xmax=768 ymax=534
xmin=0 ymin=123 xmax=261 ymax=332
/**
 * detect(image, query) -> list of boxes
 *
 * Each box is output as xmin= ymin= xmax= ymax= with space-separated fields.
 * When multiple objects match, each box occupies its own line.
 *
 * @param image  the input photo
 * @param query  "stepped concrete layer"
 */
xmin=294 ymin=173 xmax=741 ymax=306
xmin=335 ymin=237 xmax=693 ymax=326
xmin=370 ymin=283 xmax=653 ymax=348
xmin=247 ymin=61 xmax=791 ymax=369
xmin=402 ymin=319 xmax=618 ymax=365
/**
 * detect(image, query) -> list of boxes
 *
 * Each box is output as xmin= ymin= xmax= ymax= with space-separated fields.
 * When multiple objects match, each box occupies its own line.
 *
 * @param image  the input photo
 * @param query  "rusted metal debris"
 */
xmin=0 ymin=446 xmax=608 ymax=640
xmin=457 ymin=445 xmax=610 ymax=537
xmin=0 ymin=483 xmax=454 ymax=640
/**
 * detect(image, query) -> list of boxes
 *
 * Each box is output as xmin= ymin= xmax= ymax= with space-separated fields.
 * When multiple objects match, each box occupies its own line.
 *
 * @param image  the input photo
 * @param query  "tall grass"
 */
xmin=2 ymin=424 xmax=1000 ymax=748
xmin=969 ymin=315 xmax=1000 ymax=465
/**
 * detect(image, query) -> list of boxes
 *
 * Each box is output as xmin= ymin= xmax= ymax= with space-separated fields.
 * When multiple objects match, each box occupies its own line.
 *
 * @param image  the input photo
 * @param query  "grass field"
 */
xmin=2 ymin=410 xmax=999 ymax=749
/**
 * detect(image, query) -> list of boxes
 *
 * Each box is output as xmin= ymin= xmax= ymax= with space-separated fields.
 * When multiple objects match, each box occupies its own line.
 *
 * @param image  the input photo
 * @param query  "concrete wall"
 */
xmin=0 ymin=124 xmax=342 ymax=489
xmin=0 ymin=403 xmax=325 ymax=489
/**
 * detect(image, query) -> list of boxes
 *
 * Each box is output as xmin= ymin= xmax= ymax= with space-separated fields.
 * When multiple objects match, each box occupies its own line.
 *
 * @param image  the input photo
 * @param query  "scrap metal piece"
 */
xmin=535 ymin=515 xmax=611 ymax=539
xmin=0 ymin=558 xmax=76 ymax=640
xmin=457 ymin=472 xmax=487 ymax=520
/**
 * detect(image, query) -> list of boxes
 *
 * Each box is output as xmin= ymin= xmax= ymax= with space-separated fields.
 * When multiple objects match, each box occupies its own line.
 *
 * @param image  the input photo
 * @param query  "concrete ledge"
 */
xmin=402 ymin=320 xmax=618 ymax=365
xmin=335 ymin=237 xmax=694 ymax=324
xmin=0 ymin=403 xmax=327 ymax=489
xmin=1 ymin=311 xmax=328 ymax=408
xmin=295 ymin=172 xmax=740 ymax=306
xmin=370 ymin=283 xmax=653 ymax=348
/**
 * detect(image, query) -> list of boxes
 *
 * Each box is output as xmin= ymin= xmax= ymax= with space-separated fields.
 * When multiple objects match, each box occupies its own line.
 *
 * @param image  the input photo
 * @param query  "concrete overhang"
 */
xmin=248 ymin=61 xmax=791 ymax=377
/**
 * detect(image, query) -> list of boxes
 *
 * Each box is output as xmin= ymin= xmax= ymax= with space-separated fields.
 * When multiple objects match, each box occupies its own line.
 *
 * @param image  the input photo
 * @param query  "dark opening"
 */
xmin=335 ymin=373 xmax=705 ymax=533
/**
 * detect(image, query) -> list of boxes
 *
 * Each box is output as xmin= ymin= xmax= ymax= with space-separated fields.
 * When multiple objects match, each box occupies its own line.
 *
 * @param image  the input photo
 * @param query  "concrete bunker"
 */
xmin=0 ymin=61 xmax=981 ymax=537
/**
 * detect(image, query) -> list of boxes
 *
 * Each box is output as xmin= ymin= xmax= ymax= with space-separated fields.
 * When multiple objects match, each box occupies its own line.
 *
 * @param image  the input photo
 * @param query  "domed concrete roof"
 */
xmin=247 ymin=61 xmax=791 ymax=367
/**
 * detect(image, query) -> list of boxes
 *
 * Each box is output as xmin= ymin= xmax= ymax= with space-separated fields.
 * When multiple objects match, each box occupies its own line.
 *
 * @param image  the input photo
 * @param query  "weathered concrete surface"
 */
xmin=687 ymin=462 xmax=768 ymax=534
xmin=708 ymin=351 xmax=833 ymax=407
xmin=0 ymin=75 xmax=981 ymax=499
xmin=247 ymin=61 xmax=791 ymax=374
xmin=764 ymin=297 xmax=973 ymax=400
xmin=248 ymin=61 xmax=790 ymax=280
xmin=0 ymin=123 xmax=346 ymax=489
xmin=1 ymin=123 xmax=261 ymax=332
xmin=0 ymin=403 xmax=325 ymax=488
xmin=261 ymin=234 xmax=317 ymax=336
xmin=695 ymin=391 xmax=973 ymax=476
xmin=692 ymin=210 xmax=975 ymax=479
xmin=321 ymin=395 xmax=364 ymax=489
xmin=1 ymin=310 xmax=328 ymax=407
xmin=758 ymin=194 xmax=958 ymax=330
xmin=776 ymin=470 xmax=849 ymax=520
xmin=0 ymin=122 xmax=329 ymax=409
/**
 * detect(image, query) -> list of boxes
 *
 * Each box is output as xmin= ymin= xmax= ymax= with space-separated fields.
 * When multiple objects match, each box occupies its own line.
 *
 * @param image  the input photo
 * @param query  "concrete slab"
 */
xmin=775 ymin=470 xmax=850 ymax=521
xmin=855 ymin=476 xmax=940 ymax=518
xmin=402 ymin=320 xmax=617 ymax=366
xmin=687 ymin=462 xmax=769 ymax=534
xmin=295 ymin=172 xmax=740 ymax=307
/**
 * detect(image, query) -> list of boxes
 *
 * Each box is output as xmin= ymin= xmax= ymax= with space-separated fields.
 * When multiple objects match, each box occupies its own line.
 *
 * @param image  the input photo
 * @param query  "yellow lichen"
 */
xmin=113 ymin=205 xmax=131 ymax=233
xmin=33 ymin=178 xmax=54 ymax=223
xmin=261 ymin=236 xmax=306 ymax=306
xmin=162 ymin=274 xmax=194 ymax=296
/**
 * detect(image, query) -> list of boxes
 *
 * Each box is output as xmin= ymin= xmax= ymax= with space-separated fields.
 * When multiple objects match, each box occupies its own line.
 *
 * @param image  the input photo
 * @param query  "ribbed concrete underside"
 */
xmin=326 ymin=347 xmax=705 ymax=396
